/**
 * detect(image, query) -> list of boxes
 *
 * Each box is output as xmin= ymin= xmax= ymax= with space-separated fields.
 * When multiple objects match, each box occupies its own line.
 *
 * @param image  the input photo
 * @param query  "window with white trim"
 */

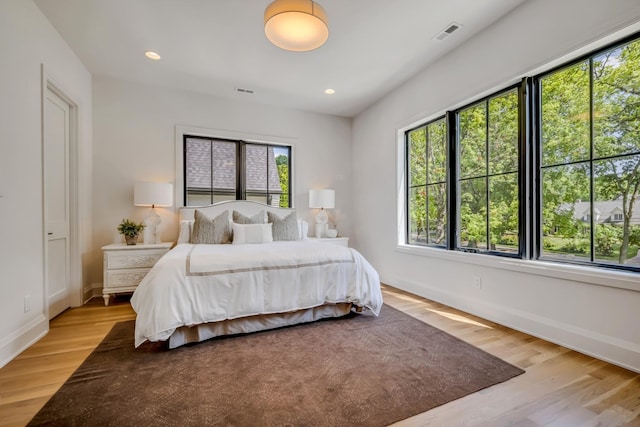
xmin=184 ymin=135 xmax=291 ymax=207
xmin=403 ymin=31 xmax=640 ymax=273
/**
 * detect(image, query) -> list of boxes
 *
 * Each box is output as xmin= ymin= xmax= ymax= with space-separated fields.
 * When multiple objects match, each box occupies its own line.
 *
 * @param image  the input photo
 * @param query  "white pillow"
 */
xmin=297 ymin=219 xmax=309 ymax=240
xmin=177 ymin=220 xmax=194 ymax=243
xmin=232 ymin=223 xmax=273 ymax=245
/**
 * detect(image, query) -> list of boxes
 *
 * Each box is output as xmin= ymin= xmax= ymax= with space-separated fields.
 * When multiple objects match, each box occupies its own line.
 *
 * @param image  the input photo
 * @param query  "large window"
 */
xmin=407 ymin=118 xmax=447 ymax=246
xmin=537 ymin=37 xmax=640 ymax=268
xmin=406 ymin=87 xmax=522 ymax=256
xmin=184 ymin=136 xmax=291 ymax=207
xmin=404 ymin=31 xmax=640 ymax=273
xmin=456 ymin=88 xmax=520 ymax=254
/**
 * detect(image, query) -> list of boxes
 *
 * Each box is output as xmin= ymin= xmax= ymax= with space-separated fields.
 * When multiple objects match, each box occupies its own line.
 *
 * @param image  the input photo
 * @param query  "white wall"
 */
xmin=91 ymin=76 xmax=352 ymax=286
xmin=0 ymin=0 xmax=92 ymax=368
xmin=352 ymin=0 xmax=640 ymax=372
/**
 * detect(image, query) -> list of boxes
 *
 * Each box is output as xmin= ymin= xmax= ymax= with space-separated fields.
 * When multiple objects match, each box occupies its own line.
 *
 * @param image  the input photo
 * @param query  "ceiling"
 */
xmin=34 ymin=0 xmax=526 ymax=117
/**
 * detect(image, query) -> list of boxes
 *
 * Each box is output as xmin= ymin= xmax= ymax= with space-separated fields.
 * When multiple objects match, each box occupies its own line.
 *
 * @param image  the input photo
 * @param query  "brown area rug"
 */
xmin=29 ymin=305 xmax=523 ymax=427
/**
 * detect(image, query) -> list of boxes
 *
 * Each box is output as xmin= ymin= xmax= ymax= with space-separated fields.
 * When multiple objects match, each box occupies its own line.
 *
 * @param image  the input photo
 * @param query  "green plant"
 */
xmin=562 ymin=237 xmax=589 ymax=254
xmin=117 ymin=219 xmax=145 ymax=237
xmin=595 ymin=224 xmax=621 ymax=257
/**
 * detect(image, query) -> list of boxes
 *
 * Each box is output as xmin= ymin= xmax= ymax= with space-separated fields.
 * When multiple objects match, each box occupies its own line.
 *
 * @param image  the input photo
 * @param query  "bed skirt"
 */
xmin=168 ymin=303 xmax=354 ymax=349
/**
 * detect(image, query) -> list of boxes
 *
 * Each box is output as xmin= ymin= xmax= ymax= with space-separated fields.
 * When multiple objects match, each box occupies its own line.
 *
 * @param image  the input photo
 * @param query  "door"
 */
xmin=44 ymin=88 xmax=71 ymax=319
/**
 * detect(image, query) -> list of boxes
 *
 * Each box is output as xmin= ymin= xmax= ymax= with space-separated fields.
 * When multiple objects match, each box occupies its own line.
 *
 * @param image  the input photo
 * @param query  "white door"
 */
xmin=44 ymin=88 xmax=71 ymax=319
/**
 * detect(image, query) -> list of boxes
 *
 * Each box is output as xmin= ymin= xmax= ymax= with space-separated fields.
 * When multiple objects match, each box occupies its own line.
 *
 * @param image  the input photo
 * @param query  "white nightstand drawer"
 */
xmin=105 ymin=250 xmax=165 ymax=269
xmin=105 ymin=267 xmax=151 ymax=288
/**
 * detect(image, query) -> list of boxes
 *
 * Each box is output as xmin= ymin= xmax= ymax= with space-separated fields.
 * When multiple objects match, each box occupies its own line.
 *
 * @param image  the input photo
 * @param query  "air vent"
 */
xmin=235 ymin=87 xmax=255 ymax=94
xmin=433 ymin=22 xmax=461 ymax=41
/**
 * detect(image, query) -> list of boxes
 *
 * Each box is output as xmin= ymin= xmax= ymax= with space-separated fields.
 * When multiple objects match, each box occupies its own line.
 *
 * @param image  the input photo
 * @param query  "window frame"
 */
xmin=401 ymin=30 xmax=640 ymax=274
xmin=404 ymin=81 xmax=527 ymax=259
xmin=180 ymin=131 xmax=293 ymax=209
xmin=405 ymin=116 xmax=448 ymax=248
xmin=452 ymin=82 xmax=526 ymax=258
xmin=532 ymin=32 xmax=640 ymax=272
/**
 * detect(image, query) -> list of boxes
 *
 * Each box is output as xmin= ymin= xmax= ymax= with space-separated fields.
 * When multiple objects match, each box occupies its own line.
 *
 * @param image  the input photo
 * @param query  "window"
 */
xmin=403 ymin=31 xmax=640 ymax=273
xmin=184 ymin=136 xmax=291 ymax=207
xmin=456 ymin=88 xmax=520 ymax=254
xmin=406 ymin=118 xmax=447 ymax=246
xmin=537 ymin=36 xmax=640 ymax=268
xmin=405 ymin=86 xmax=522 ymax=256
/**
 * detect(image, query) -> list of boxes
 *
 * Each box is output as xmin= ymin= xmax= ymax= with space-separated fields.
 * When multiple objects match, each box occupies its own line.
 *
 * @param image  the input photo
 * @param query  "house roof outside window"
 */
xmin=185 ymin=138 xmax=282 ymax=194
xmin=571 ymin=197 xmax=640 ymax=225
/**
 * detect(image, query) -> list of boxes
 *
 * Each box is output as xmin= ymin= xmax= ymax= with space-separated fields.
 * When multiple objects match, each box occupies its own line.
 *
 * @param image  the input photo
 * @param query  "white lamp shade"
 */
xmin=264 ymin=0 xmax=328 ymax=52
xmin=309 ymin=189 xmax=335 ymax=209
xmin=134 ymin=182 xmax=173 ymax=207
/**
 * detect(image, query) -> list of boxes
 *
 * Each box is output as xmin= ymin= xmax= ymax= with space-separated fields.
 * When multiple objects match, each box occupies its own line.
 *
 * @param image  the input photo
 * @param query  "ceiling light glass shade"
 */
xmin=264 ymin=0 xmax=328 ymax=52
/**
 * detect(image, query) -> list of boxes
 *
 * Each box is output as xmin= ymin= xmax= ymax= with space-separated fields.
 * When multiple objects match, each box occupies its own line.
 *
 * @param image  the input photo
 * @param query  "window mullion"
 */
xmin=405 ymin=134 xmax=411 ymax=244
xmin=520 ymin=77 xmax=532 ymax=259
xmin=589 ymin=57 xmax=596 ymax=263
xmin=237 ymin=141 xmax=245 ymax=200
xmin=446 ymin=111 xmax=457 ymax=250
xmin=485 ymin=100 xmax=490 ymax=251
xmin=425 ymin=127 xmax=430 ymax=242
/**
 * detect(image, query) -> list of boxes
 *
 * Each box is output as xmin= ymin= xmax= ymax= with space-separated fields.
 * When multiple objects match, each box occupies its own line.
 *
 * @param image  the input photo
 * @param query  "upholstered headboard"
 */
xmin=179 ymin=200 xmax=295 ymax=221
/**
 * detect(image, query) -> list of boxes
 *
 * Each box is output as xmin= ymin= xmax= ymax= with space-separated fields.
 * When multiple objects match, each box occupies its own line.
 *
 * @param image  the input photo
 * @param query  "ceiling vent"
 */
xmin=433 ymin=22 xmax=461 ymax=41
xmin=235 ymin=87 xmax=255 ymax=94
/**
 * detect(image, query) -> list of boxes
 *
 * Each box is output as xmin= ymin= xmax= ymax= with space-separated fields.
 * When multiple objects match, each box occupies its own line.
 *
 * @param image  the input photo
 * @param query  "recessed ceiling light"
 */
xmin=324 ymin=88 xmax=335 ymax=95
xmin=145 ymin=51 xmax=161 ymax=60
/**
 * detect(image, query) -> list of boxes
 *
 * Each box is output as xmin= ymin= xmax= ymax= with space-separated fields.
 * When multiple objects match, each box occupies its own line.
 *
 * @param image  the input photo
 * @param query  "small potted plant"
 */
xmin=117 ymin=219 xmax=145 ymax=245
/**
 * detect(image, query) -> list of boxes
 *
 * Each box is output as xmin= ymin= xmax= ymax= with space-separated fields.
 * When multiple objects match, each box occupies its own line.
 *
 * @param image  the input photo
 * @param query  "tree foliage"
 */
xmin=276 ymin=155 xmax=289 ymax=208
xmin=407 ymin=37 xmax=640 ymax=266
xmin=541 ymin=38 xmax=640 ymax=264
xmin=408 ymin=120 xmax=447 ymax=245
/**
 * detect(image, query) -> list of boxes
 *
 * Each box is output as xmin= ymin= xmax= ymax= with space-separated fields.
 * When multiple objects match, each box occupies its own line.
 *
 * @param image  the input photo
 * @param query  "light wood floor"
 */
xmin=0 ymin=286 xmax=639 ymax=427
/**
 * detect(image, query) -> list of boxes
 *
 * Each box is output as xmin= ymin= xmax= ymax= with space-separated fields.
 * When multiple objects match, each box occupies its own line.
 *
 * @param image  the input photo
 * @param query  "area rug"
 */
xmin=29 ymin=305 xmax=524 ymax=427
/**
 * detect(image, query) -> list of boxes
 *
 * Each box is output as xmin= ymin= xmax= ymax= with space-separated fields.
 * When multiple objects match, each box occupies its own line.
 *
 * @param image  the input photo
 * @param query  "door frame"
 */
xmin=41 ymin=65 xmax=83 ymax=318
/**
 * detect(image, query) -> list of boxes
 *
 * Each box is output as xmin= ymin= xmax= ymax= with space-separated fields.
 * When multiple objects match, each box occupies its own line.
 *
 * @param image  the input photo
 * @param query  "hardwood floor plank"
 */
xmin=0 ymin=286 xmax=638 ymax=427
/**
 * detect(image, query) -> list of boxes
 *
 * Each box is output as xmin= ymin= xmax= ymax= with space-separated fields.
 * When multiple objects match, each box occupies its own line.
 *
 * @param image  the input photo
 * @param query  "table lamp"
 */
xmin=134 ymin=182 xmax=173 ymax=244
xmin=309 ymin=189 xmax=334 ymax=238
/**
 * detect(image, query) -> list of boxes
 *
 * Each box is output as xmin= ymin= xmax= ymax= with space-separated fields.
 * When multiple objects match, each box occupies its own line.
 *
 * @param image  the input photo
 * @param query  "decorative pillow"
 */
xmin=297 ymin=219 xmax=309 ymax=240
xmin=232 ymin=223 xmax=273 ymax=245
xmin=233 ymin=210 xmax=265 ymax=224
xmin=191 ymin=210 xmax=232 ymax=244
xmin=267 ymin=211 xmax=299 ymax=241
xmin=177 ymin=220 xmax=194 ymax=243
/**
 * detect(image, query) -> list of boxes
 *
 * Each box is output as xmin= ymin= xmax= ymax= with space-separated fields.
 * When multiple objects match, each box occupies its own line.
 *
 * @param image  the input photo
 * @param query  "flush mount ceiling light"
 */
xmin=264 ymin=0 xmax=328 ymax=52
xmin=144 ymin=51 xmax=161 ymax=60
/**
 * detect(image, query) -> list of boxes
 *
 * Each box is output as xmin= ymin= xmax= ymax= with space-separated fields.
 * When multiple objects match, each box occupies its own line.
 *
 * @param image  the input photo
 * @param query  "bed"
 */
xmin=130 ymin=200 xmax=383 ymax=348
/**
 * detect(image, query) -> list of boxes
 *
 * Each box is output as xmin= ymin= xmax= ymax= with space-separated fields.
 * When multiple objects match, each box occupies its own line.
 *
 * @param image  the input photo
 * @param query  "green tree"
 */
xmin=541 ymin=38 xmax=640 ymax=264
xmin=458 ymin=90 xmax=519 ymax=251
xmin=540 ymin=62 xmax=591 ymax=253
xmin=592 ymin=40 xmax=640 ymax=263
xmin=276 ymin=155 xmax=289 ymax=208
xmin=408 ymin=122 xmax=447 ymax=245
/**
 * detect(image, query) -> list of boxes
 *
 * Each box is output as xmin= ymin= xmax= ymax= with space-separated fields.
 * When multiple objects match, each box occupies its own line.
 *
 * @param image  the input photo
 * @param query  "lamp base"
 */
xmin=315 ymin=223 xmax=328 ymax=238
xmin=143 ymin=208 xmax=161 ymax=244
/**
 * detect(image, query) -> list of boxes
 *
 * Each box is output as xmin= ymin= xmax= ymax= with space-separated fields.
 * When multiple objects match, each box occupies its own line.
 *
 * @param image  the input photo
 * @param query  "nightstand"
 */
xmin=308 ymin=237 xmax=349 ymax=247
xmin=101 ymin=242 xmax=172 ymax=306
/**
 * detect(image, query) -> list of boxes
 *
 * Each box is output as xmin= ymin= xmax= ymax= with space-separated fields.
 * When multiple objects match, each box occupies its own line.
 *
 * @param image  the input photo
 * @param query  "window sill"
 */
xmin=395 ymin=244 xmax=640 ymax=293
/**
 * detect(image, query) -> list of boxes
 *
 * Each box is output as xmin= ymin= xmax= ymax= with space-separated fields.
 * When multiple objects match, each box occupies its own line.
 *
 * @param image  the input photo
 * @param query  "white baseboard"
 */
xmin=0 ymin=314 xmax=48 ymax=370
xmin=83 ymin=283 xmax=103 ymax=303
xmin=382 ymin=275 xmax=640 ymax=374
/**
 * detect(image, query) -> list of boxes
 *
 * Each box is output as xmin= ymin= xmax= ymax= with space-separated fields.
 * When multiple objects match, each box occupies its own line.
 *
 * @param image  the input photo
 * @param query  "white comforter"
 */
xmin=131 ymin=241 xmax=382 ymax=347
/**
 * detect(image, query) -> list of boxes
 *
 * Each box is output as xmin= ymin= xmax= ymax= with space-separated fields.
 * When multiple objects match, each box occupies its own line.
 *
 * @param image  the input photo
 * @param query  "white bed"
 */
xmin=131 ymin=201 xmax=383 ymax=348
